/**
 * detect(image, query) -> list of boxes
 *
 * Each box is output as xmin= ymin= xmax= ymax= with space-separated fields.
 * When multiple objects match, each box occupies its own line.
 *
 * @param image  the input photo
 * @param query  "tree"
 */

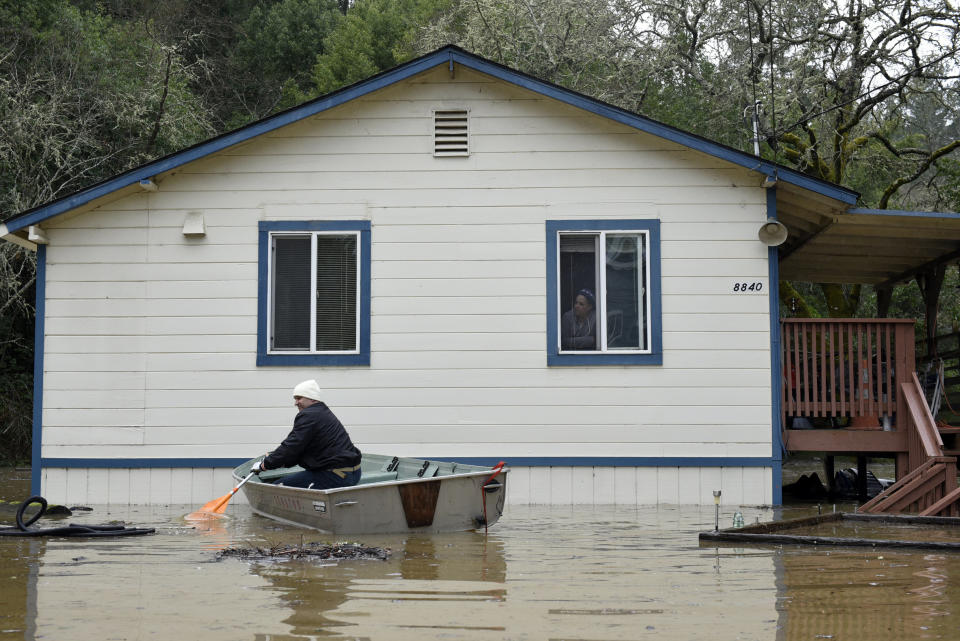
xmin=313 ymin=0 xmax=452 ymax=94
xmin=420 ymin=0 xmax=651 ymax=110
xmin=420 ymin=0 xmax=960 ymax=322
xmin=231 ymin=0 xmax=344 ymax=115
xmin=749 ymin=0 xmax=960 ymax=211
xmin=0 ymin=1 xmax=214 ymax=463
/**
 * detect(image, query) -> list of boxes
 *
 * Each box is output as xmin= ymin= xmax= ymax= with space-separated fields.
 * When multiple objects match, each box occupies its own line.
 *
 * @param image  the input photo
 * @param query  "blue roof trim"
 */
xmin=446 ymin=49 xmax=858 ymax=205
xmin=3 ymin=52 xmax=449 ymax=234
xmin=5 ymin=46 xmax=858 ymax=233
xmin=41 ymin=456 xmax=775 ymax=468
xmin=847 ymin=208 xmax=960 ymax=219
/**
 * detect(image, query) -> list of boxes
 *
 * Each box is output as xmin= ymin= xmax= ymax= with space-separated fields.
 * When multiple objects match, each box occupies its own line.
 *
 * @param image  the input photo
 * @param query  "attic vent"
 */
xmin=433 ymin=109 xmax=469 ymax=157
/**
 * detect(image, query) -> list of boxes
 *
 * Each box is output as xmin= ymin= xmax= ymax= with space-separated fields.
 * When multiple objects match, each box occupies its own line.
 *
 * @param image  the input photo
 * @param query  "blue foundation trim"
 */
xmin=767 ymin=188 xmax=783 ymax=505
xmin=41 ymin=456 xmax=775 ymax=468
xmin=41 ymin=458 xmax=250 ymax=468
xmin=31 ymin=245 xmax=46 ymax=496
xmin=5 ymin=47 xmax=857 ymax=235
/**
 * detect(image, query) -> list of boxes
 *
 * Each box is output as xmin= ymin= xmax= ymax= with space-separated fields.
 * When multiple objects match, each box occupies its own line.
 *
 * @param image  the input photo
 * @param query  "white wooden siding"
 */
xmin=42 ymin=465 xmax=772 ymax=506
xmin=39 ymin=65 xmax=775 ymax=505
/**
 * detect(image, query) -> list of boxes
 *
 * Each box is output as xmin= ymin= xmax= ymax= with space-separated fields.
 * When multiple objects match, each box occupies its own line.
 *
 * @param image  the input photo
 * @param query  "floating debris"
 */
xmin=0 ymin=496 xmax=154 ymax=538
xmin=217 ymin=541 xmax=390 ymax=561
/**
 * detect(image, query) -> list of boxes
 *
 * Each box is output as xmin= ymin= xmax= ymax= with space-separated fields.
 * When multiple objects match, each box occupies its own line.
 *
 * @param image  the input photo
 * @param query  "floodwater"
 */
xmin=794 ymin=518 xmax=960 ymax=544
xmin=2 ymin=468 xmax=960 ymax=640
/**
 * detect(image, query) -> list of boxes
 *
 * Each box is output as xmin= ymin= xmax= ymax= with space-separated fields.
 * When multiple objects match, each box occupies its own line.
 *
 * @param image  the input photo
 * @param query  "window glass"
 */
xmin=315 ymin=234 xmax=357 ymax=351
xmin=270 ymin=232 xmax=359 ymax=353
xmin=557 ymin=230 xmax=650 ymax=354
xmin=559 ymin=234 xmax=598 ymax=351
xmin=272 ymin=236 xmax=311 ymax=350
xmin=605 ymin=233 xmax=646 ymax=351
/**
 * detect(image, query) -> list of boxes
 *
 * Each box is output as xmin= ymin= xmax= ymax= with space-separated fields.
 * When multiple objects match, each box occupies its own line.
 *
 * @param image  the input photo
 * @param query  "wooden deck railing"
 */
xmin=901 ymin=372 xmax=945 ymax=470
xmin=782 ymin=319 xmax=917 ymax=424
xmin=782 ymin=319 xmax=960 ymax=515
xmin=859 ymin=373 xmax=960 ymax=516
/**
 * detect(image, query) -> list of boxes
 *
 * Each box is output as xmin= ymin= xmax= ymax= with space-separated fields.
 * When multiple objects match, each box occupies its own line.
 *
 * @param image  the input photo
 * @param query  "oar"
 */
xmin=193 ymin=472 xmax=256 ymax=516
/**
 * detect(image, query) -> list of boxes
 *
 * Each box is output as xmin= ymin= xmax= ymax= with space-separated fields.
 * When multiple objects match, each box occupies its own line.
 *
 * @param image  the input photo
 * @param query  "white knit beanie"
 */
xmin=292 ymin=379 xmax=323 ymax=402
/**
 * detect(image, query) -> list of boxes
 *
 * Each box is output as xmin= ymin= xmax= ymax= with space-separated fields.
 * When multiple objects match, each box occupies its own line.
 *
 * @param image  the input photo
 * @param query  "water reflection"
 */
xmin=770 ymin=548 xmax=960 ymax=640
xmin=1 ymin=493 xmax=960 ymax=640
xmin=247 ymin=530 xmax=507 ymax=638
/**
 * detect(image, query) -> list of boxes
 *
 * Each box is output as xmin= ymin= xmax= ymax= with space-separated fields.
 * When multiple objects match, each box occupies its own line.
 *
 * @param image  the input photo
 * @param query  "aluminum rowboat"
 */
xmin=235 ymin=453 xmax=507 ymax=534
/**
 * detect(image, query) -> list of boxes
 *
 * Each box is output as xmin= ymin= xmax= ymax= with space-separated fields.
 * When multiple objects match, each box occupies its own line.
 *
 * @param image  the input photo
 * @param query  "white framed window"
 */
xmin=257 ymin=221 xmax=370 ymax=366
xmin=546 ymin=220 xmax=662 ymax=366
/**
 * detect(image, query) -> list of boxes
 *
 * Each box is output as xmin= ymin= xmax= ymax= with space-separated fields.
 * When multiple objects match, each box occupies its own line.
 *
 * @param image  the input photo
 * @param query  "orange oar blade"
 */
xmin=193 ymin=472 xmax=256 ymax=515
xmin=198 ymin=491 xmax=233 ymax=514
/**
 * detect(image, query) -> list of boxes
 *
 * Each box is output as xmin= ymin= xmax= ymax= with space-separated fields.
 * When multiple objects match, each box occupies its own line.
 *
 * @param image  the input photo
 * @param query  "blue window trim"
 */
xmin=546 ymin=219 xmax=662 ymax=366
xmin=256 ymin=220 xmax=371 ymax=366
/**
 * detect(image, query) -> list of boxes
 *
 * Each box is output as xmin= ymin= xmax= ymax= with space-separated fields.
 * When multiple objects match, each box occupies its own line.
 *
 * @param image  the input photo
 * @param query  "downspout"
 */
xmin=767 ymin=187 xmax=783 ymax=505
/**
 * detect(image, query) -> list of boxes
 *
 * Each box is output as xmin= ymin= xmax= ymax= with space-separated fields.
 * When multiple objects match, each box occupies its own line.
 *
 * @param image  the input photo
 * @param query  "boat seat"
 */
xmin=358 ymin=470 xmax=398 ymax=485
xmin=256 ymin=466 xmax=302 ymax=483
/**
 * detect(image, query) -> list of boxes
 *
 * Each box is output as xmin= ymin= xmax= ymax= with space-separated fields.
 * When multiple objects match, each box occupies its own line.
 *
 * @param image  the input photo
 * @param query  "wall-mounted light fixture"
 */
xmin=758 ymin=218 xmax=788 ymax=246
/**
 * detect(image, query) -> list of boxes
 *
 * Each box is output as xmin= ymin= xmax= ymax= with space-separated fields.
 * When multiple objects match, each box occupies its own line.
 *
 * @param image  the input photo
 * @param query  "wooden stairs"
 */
xmin=939 ymin=426 xmax=960 ymax=457
xmin=860 ymin=373 xmax=960 ymax=516
xmin=860 ymin=457 xmax=960 ymax=516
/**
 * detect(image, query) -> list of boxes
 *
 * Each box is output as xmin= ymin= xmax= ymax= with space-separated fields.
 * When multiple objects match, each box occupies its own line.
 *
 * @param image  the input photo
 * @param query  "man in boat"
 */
xmin=250 ymin=379 xmax=362 ymax=489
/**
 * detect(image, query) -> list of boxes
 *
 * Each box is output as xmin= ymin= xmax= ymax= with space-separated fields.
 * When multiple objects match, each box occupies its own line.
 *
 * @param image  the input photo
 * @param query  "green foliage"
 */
xmin=0 ymin=244 xmax=34 ymax=465
xmin=312 ymin=14 xmax=379 ymax=95
xmin=419 ymin=0 xmax=643 ymax=109
xmin=0 ymin=2 xmax=214 ymax=212
xmin=0 ymin=0 xmax=214 ymax=463
xmin=234 ymin=0 xmax=343 ymax=106
xmin=941 ymin=157 xmax=960 ymax=213
xmin=0 ymin=0 xmax=62 ymax=33
xmin=312 ymin=0 xmax=452 ymax=95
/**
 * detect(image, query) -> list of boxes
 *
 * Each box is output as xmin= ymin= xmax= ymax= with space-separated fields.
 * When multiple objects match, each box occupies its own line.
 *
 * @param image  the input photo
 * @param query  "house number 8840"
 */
xmin=732 ymin=282 xmax=763 ymax=292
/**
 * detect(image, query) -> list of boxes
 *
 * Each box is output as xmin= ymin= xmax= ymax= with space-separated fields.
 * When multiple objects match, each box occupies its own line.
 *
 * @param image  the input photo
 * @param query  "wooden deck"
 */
xmin=782 ymin=318 xmax=916 ymax=459
xmin=782 ymin=318 xmax=960 ymax=514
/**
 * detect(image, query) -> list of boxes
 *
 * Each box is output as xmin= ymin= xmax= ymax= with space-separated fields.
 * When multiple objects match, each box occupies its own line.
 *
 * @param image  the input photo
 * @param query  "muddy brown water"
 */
xmin=2 ymin=467 xmax=960 ymax=640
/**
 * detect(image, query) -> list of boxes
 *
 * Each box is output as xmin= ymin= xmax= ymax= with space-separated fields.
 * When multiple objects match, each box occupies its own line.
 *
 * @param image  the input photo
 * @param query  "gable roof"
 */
xmin=2 ymin=45 xmax=858 ymax=240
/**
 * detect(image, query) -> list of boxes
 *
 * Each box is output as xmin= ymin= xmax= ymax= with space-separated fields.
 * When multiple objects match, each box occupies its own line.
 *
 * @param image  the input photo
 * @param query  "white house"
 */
xmin=3 ymin=46 xmax=877 ymax=506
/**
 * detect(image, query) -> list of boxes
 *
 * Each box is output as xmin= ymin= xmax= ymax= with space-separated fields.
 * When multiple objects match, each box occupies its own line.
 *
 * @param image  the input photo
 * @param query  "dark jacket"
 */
xmin=561 ymin=309 xmax=596 ymax=350
xmin=263 ymin=402 xmax=361 ymax=471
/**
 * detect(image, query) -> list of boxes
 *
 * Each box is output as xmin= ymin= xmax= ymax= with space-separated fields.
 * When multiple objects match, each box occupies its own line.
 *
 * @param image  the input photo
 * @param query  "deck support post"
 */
xmin=857 ymin=456 xmax=868 ymax=502
xmin=916 ymin=266 xmax=946 ymax=358
xmin=824 ymin=456 xmax=835 ymax=495
xmin=876 ymin=286 xmax=893 ymax=318
xmin=896 ymin=452 xmax=908 ymax=480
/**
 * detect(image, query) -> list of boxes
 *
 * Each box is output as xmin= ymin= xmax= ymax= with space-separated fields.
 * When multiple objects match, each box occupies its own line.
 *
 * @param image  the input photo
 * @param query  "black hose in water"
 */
xmin=0 ymin=496 xmax=155 ymax=537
